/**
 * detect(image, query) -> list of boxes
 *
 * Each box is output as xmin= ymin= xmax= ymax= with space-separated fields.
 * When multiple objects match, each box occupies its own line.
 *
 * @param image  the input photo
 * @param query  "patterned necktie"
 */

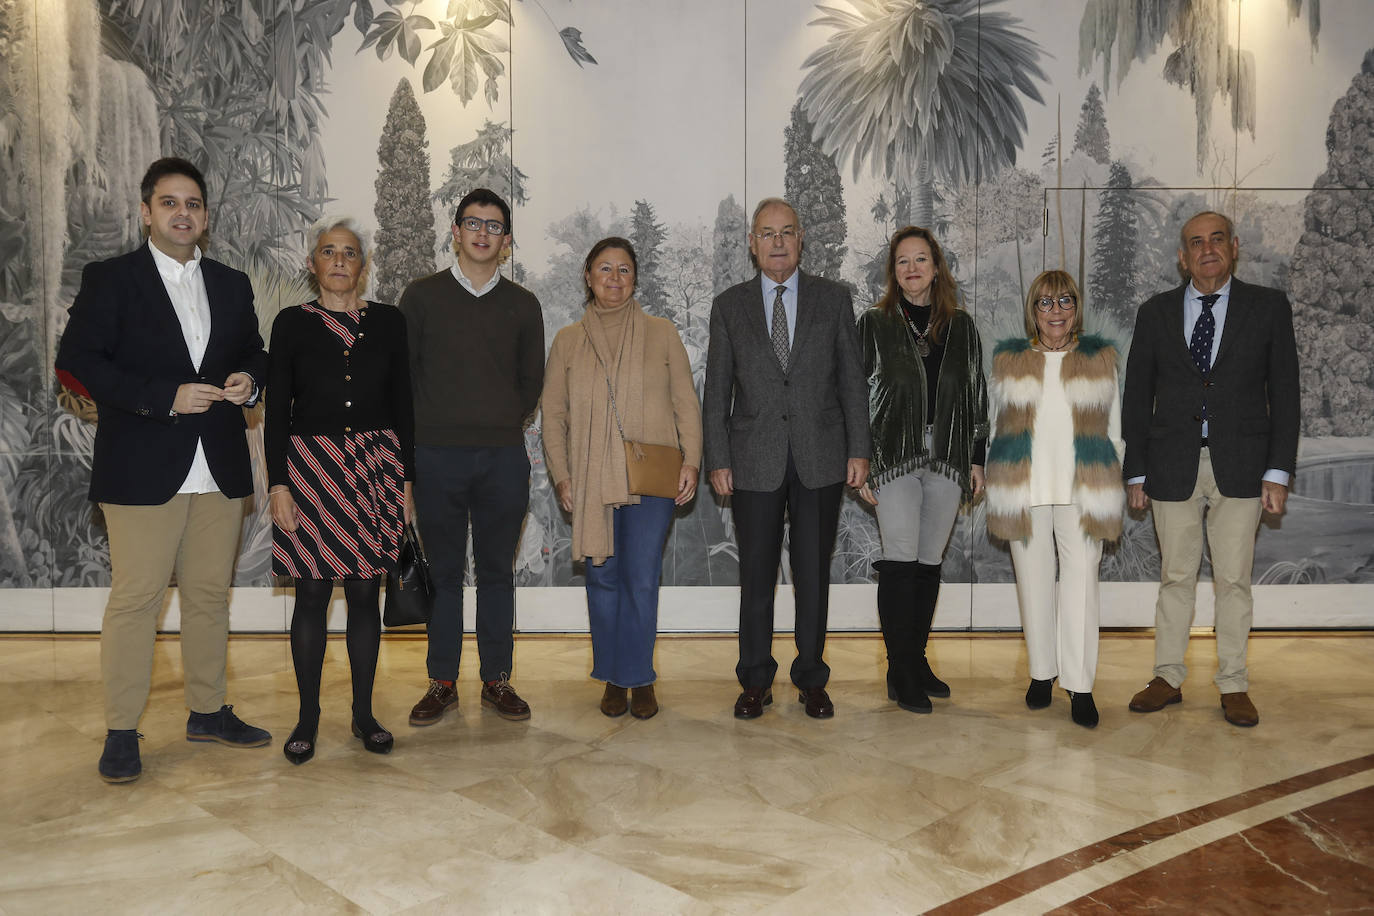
xmin=1190 ymin=293 xmax=1219 ymax=375
xmin=771 ymin=285 xmax=789 ymax=369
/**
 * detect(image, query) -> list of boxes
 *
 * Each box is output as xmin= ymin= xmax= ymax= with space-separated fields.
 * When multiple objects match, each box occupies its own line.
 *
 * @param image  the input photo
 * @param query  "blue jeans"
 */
xmin=415 ymin=444 xmax=530 ymax=683
xmin=584 ymin=496 xmax=675 ymax=688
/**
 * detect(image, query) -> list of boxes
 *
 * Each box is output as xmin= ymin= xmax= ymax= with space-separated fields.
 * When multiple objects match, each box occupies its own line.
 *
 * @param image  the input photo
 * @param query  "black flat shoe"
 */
xmin=1070 ymin=692 xmax=1099 ymax=729
xmin=352 ymin=719 xmax=395 ymax=754
xmin=283 ymin=723 xmax=317 ymax=765
xmin=1025 ymin=679 xmax=1054 ymax=710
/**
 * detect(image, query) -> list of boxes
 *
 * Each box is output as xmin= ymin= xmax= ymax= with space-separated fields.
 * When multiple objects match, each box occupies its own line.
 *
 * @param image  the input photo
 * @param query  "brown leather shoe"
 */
xmin=630 ymin=685 xmax=658 ymax=720
xmin=734 ymin=686 xmax=772 ymax=719
xmin=600 ymin=684 xmax=628 ymax=718
xmin=409 ymin=680 xmax=458 ymax=726
xmin=799 ymin=686 xmax=835 ymax=719
xmin=481 ymin=676 xmax=531 ymax=720
xmin=1128 ymin=676 xmax=1182 ymax=713
xmin=1221 ymin=691 xmax=1259 ymax=727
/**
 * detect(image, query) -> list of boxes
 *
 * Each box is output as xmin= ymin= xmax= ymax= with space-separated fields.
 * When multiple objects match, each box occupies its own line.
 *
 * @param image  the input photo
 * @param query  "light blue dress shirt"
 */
xmin=759 ymin=270 xmax=799 ymax=346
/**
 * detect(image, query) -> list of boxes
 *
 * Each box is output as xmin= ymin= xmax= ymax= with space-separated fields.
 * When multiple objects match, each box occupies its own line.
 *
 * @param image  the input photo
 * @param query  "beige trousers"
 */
xmin=1009 ymin=504 xmax=1102 ymax=694
xmin=100 ymin=492 xmax=245 ymax=729
xmin=1149 ymin=449 xmax=1263 ymax=693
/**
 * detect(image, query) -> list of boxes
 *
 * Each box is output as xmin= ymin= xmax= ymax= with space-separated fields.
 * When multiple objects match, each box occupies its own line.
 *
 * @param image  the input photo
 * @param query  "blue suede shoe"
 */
xmin=98 ymin=729 xmax=142 ymax=783
xmin=186 ymin=705 xmax=271 ymax=747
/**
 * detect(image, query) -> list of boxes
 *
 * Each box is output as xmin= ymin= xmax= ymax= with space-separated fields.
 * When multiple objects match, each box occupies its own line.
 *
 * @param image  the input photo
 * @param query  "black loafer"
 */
xmin=352 ymin=720 xmax=395 ymax=754
xmin=187 ymin=705 xmax=271 ymax=747
xmin=283 ymin=723 xmax=318 ymax=765
xmin=98 ymin=729 xmax=142 ymax=783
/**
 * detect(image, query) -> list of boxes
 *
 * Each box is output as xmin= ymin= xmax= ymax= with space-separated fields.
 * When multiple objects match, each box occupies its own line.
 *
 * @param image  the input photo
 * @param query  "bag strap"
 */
xmin=582 ymin=324 xmax=628 ymax=443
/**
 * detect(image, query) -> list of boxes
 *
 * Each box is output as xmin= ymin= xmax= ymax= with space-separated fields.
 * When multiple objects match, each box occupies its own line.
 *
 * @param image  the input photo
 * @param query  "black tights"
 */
xmin=290 ymin=577 xmax=382 ymax=733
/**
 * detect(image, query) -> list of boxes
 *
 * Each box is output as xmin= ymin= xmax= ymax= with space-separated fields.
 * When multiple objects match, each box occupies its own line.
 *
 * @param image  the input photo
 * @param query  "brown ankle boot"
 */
xmin=599 ymin=684 xmax=628 ymax=717
xmin=630 ymin=685 xmax=658 ymax=719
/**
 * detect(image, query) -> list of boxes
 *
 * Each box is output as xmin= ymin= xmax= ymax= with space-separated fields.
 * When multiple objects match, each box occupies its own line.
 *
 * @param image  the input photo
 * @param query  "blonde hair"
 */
xmin=1023 ymin=270 xmax=1084 ymax=341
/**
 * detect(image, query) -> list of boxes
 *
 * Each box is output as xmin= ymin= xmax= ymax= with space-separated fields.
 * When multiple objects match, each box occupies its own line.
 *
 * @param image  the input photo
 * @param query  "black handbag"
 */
xmin=384 ymin=523 xmax=434 ymax=627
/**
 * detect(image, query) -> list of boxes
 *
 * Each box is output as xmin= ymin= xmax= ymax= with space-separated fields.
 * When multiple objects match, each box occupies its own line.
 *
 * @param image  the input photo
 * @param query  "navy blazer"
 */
xmin=702 ymin=271 xmax=871 ymax=491
xmin=1121 ymin=276 xmax=1300 ymax=501
xmin=56 ymin=244 xmax=268 ymax=505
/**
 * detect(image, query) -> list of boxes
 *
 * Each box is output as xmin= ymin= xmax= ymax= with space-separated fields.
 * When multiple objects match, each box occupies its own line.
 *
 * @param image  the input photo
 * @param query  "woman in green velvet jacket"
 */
xmin=857 ymin=226 xmax=989 ymax=714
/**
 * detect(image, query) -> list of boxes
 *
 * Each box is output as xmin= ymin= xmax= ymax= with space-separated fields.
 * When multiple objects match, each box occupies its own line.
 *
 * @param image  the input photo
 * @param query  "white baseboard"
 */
xmin=4 ymin=583 xmax=1370 ymax=633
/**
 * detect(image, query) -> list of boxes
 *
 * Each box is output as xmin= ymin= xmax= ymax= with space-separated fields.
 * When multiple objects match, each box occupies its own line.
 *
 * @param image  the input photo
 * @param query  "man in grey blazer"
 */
xmin=704 ymin=197 xmax=872 ymax=719
xmin=1121 ymin=210 xmax=1300 ymax=728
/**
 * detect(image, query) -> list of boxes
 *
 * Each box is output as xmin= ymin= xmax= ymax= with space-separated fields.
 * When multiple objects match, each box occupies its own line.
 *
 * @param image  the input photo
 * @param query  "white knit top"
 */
xmin=1027 ymin=353 xmax=1124 ymax=507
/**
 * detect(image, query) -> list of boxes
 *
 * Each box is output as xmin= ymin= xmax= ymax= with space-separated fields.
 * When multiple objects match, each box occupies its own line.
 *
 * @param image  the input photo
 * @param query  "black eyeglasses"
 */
xmin=460 ymin=217 xmax=507 ymax=236
xmin=1035 ymin=294 xmax=1077 ymax=312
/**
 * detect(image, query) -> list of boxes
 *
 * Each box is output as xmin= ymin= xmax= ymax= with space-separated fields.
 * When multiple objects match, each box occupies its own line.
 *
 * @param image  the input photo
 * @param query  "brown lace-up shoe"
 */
xmin=1221 ymin=691 xmax=1259 ymax=727
xmin=630 ymin=685 xmax=658 ymax=719
xmin=481 ymin=676 xmax=531 ymax=720
xmin=409 ymin=680 xmax=458 ymax=726
xmin=1128 ymin=677 xmax=1182 ymax=713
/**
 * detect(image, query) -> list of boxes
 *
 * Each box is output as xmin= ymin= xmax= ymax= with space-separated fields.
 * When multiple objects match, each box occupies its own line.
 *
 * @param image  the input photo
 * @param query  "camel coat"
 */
xmin=542 ymin=299 xmax=702 ymax=564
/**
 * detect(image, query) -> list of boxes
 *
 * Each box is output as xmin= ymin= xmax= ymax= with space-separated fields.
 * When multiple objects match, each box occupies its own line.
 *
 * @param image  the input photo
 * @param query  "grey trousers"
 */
xmin=873 ymin=467 xmax=963 ymax=564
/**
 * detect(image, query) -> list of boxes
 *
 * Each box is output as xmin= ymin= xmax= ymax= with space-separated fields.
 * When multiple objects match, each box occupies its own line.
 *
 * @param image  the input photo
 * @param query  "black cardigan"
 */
xmin=265 ymin=301 xmax=416 ymax=488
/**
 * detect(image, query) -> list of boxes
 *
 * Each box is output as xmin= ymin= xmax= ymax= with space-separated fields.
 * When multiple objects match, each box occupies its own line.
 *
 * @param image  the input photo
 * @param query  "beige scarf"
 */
xmin=572 ymin=298 xmax=648 ymax=563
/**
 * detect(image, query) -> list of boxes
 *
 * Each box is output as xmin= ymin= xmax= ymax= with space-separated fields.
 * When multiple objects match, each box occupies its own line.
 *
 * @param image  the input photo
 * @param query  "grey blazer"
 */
xmin=703 ymin=272 xmax=871 ymax=491
xmin=1121 ymin=277 xmax=1300 ymax=500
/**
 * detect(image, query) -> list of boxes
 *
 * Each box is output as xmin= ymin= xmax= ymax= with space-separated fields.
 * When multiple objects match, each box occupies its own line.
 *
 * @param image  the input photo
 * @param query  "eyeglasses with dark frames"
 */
xmin=1034 ymin=294 xmax=1078 ymax=312
xmin=460 ymin=217 xmax=507 ymax=236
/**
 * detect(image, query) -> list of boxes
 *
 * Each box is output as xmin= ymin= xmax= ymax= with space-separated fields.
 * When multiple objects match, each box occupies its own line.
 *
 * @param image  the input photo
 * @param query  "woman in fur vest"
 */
xmin=857 ymin=227 xmax=989 ymax=714
xmin=985 ymin=270 xmax=1125 ymax=728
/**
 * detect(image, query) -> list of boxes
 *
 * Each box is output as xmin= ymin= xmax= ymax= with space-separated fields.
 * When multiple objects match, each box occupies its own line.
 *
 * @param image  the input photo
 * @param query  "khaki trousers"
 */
xmin=1009 ymin=504 xmax=1102 ymax=693
xmin=100 ymin=492 xmax=245 ymax=729
xmin=1149 ymin=449 xmax=1263 ymax=693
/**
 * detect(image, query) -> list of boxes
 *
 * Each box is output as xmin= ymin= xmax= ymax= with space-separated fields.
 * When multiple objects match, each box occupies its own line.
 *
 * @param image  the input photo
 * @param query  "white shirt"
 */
xmin=451 ymin=263 xmax=502 ymax=298
xmin=759 ymin=270 xmax=799 ymax=345
xmin=1027 ymin=352 xmax=1124 ymax=506
xmin=148 ymin=242 xmax=218 ymax=494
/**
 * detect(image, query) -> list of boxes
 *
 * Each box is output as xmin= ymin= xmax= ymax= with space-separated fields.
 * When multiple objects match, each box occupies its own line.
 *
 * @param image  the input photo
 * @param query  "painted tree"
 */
xmin=630 ymin=199 xmax=668 ymax=318
xmin=1088 ymin=162 xmax=1141 ymax=327
xmin=1073 ymin=83 xmax=1110 ymax=164
xmin=1077 ymin=0 xmax=1320 ymax=172
xmin=798 ymin=0 xmax=1046 ymax=229
xmin=712 ymin=194 xmax=750 ymax=294
xmin=1041 ymin=134 xmax=1059 ymax=171
xmin=783 ymin=99 xmax=847 ymax=279
xmin=373 ymin=78 xmax=436 ymax=304
xmin=434 ymin=120 xmax=529 ymax=212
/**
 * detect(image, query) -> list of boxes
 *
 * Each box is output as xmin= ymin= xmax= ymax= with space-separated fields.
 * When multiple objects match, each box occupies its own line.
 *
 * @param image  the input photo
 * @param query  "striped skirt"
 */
xmin=272 ymin=429 xmax=405 ymax=580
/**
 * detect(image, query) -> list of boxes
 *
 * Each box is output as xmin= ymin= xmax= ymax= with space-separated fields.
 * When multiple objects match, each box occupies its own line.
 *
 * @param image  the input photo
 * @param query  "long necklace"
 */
xmin=901 ymin=302 xmax=933 ymax=357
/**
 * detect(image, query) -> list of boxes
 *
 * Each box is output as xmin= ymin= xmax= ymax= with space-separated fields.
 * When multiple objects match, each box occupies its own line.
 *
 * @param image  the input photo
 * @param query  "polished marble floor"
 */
xmin=1 ymin=631 xmax=1371 ymax=914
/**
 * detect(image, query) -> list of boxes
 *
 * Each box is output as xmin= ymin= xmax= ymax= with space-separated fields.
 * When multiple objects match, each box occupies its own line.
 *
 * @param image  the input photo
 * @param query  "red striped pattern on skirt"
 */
xmin=272 ymin=429 xmax=405 ymax=580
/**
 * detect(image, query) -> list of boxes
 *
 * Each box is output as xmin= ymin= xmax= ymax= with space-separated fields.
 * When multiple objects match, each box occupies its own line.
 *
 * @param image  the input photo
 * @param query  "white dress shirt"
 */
xmin=451 ymin=263 xmax=502 ymax=298
xmin=759 ymin=270 xmax=799 ymax=346
xmin=149 ymin=242 xmax=219 ymax=494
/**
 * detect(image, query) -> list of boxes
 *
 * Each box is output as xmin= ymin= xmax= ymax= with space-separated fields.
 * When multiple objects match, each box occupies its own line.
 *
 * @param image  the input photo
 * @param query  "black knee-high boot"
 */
xmin=912 ymin=561 xmax=951 ymax=698
xmin=874 ymin=560 xmax=931 ymax=713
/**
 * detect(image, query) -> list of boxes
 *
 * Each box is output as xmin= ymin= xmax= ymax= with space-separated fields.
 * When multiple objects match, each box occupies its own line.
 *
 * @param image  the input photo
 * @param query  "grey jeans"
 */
xmin=874 ymin=466 xmax=963 ymax=564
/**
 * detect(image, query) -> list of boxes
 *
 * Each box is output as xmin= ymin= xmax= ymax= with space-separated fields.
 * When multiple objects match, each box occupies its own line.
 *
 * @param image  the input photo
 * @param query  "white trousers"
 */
xmin=1008 ymin=504 xmax=1102 ymax=693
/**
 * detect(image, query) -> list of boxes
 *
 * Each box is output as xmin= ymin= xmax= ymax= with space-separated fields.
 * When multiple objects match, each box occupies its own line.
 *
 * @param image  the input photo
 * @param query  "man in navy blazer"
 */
xmin=56 ymin=158 xmax=272 ymax=782
xmin=1121 ymin=210 xmax=1300 ymax=728
xmin=704 ymin=197 xmax=872 ymax=720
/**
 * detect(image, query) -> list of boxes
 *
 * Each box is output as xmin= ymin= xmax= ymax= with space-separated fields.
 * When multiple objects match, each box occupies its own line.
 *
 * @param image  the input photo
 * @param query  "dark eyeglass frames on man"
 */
xmin=460 ymin=217 xmax=507 ymax=236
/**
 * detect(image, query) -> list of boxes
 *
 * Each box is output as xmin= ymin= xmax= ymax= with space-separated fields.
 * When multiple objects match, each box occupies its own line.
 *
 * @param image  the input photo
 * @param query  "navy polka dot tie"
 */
xmin=1190 ymin=293 xmax=1219 ymax=376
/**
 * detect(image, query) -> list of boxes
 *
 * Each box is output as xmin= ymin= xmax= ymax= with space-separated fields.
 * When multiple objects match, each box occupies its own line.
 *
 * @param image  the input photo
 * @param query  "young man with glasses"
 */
xmin=399 ymin=188 xmax=545 ymax=724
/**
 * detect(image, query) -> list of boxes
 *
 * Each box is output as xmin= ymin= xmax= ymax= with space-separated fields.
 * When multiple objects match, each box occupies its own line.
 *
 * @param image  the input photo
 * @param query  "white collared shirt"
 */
xmin=148 ymin=241 xmax=218 ymax=494
xmin=451 ymin=263 xmax=502 ymax=298
xmin=759 ymin=270 xmax=799 ymax=345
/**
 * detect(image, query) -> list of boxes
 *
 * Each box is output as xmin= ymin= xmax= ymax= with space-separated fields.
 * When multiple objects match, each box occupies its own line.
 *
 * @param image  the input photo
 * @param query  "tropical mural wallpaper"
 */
xmin=2 ymin=0 xmax=1371 ymax=620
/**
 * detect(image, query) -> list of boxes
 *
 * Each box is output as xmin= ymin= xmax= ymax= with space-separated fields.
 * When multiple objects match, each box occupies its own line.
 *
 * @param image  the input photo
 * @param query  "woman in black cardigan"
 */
xmin=266 ymin=217 xmax=415 ymax=764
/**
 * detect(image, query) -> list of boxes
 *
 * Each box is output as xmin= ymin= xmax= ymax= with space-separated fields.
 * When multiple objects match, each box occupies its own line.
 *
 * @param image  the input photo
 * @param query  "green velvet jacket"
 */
xmin=857 ymin=306 xmax=990 ymax=498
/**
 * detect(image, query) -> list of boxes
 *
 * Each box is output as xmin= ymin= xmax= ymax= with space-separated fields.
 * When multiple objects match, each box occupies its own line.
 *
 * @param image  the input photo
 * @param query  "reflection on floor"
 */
xmin=1 ymin=631 xmax=1371 ymax=914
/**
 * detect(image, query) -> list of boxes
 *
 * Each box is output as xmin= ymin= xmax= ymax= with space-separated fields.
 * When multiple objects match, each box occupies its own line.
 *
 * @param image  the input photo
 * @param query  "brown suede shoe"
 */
xmin=1128 ymin=677 xmax=1182 ymax=713
xmin=1221 ymin=691 xmax=1259 ymax=727
xmin=630 ymin=685 xmax=658 ymax=720
xmin=481 ymin=677 xmax=531 ymax=720
xmin=600 ymin=684 xmax=628 ymax=718
xmin=409 ymin=680 xmax=458 ymax=726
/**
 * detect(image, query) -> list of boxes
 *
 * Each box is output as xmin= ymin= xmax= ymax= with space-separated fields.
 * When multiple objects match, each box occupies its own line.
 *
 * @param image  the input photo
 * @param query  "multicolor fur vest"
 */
xmin=984 ymin=334 xmax=1124 ymax=543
